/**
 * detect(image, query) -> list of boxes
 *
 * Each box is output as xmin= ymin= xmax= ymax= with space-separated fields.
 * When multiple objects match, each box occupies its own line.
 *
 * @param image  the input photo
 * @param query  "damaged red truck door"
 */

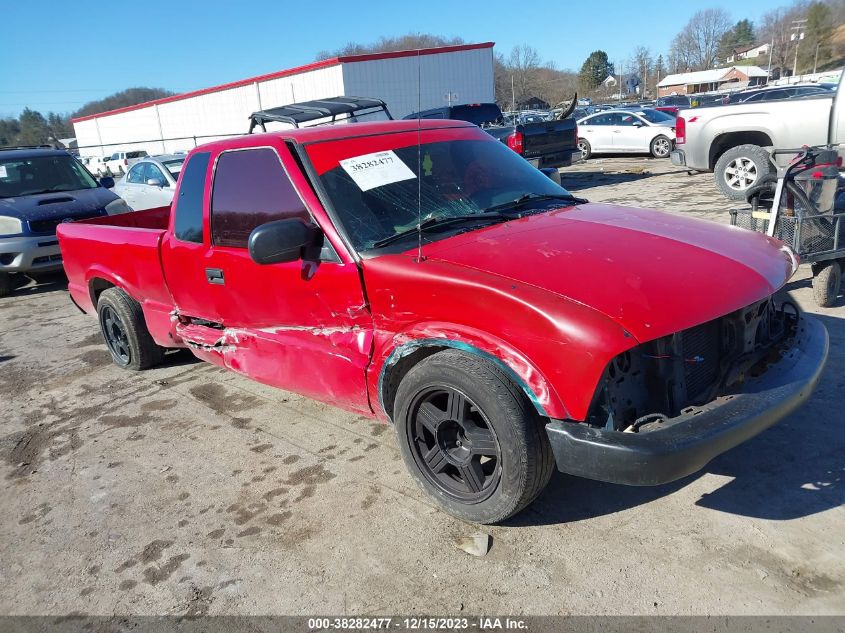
xmin=58 ymin=120 xmax=828 ymax=525
xmin=160 ymin=139 xmax=373 ymax=413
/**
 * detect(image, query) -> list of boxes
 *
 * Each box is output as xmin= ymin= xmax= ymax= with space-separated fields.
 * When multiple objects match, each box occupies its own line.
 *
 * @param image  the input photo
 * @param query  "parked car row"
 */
xmin=656 ymin=81 xmax=834 ymax=112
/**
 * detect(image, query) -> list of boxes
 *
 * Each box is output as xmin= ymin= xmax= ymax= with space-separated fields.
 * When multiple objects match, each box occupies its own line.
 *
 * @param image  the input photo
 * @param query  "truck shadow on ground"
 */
xmin=511 ymin=312 xmax=845 ymax=527
xmin=563 ymin=167 xmax=669 ymax=192
xmin=7 ymin=272 xmax=68 ymax=298
xmin=160 ymin=348 xmax=203 ymax=367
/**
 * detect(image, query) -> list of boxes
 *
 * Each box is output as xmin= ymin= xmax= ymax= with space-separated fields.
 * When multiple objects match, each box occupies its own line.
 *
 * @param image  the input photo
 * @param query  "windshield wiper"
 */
xmin=484 ymin=193 xmax=587 ymax=214
xmin=370 ymin=212 xmax=510 ymax=249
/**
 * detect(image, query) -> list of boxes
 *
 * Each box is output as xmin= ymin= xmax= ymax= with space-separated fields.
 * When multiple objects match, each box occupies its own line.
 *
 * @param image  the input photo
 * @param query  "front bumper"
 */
xmin=0 ymin=234 xmax=63 ymax=274
xmin=670 ymin=148 xmax=686 ymax=166
xmin=545 ymin=314 xmax=828 ymax=486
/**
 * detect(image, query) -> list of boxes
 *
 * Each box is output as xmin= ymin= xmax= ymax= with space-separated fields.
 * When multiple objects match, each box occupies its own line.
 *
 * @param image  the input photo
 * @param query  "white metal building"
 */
xmin=72 ymin=43 xmax=495 ymax=156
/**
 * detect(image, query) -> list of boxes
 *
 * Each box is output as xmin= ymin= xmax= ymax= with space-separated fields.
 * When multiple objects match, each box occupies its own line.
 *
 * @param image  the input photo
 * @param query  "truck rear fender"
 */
xmin=708 ymin=130 xmax=773 ymax=170
xmin=83 ymin=266 xmax=175 ymax=348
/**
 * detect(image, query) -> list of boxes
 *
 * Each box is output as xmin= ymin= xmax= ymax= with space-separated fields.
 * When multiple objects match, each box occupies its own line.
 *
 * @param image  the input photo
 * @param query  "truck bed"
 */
xmin=57 ymin=206 xmax=176 ymax=347
xmin=485 ymin=118 xmax=579 ymax=168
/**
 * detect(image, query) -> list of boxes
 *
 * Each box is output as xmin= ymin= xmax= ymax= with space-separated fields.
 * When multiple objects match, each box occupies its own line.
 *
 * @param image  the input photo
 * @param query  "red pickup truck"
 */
xmin=57 ymin=119 xmax=828 ymax=523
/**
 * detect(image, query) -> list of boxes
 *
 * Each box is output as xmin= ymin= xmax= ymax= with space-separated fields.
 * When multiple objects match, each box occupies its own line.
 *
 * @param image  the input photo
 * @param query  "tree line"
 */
xmin=579 ymin=0 xmax=844 ymax=99
xmin=0 ymin=88 xmax=173 ymax=148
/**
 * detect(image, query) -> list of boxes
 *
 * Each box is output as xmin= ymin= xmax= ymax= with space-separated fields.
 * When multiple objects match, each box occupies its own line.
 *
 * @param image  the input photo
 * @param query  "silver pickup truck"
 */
xmin=671 ymin=71 xmax=844 ymax=200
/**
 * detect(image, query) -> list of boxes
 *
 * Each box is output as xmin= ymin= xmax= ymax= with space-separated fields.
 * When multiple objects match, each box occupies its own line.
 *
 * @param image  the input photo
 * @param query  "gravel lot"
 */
xmin=1 ymin=156 xmax=843 ymax=617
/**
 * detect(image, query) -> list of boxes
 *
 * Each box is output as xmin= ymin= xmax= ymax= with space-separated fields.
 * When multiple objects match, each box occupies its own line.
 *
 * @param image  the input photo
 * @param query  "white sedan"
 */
xmin=112 ymin=155 xmax=185 ymax=211
xmin=576 ymin=109 xmax=676 ymax=159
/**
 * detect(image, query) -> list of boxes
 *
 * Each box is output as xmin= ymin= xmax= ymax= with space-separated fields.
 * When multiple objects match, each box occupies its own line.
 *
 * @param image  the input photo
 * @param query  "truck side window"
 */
xmin=210 ymin=148 xmax=309 ymax=248
xmin=173 ymin=151 xmax=211 ymax=243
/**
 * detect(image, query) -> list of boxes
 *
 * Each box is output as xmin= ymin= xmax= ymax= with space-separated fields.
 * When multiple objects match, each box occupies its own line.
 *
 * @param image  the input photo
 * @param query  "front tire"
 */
xmin=714 ymin=144 xmax=774 ymax=201
xmin=650 ymin=135 xmax=672 ymax=158
xmin=812 ymin=261 xmax=842 ymax=308
xmin=577 ymin=138 xmax=592 ymax=160
xmin=393 ymin=350 xmax=554 ymax=524
xmin=97 ymin=287 xmax=164 ymax=370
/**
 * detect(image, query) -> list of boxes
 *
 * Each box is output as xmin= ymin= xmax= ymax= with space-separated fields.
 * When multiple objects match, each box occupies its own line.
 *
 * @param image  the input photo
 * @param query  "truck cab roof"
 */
xmin=196 ymin=119 xmax=476 ymax=153
xmin=0 ymin=146 xmax=71 ymax=160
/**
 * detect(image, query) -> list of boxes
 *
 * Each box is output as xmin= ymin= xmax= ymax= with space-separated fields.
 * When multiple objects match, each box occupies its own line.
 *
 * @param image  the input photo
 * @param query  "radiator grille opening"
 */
xmin=682 ymin=319 xmax=721 ymax=402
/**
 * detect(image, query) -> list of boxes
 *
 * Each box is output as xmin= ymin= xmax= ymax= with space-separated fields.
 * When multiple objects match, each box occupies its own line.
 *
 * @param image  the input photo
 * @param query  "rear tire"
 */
xmin=714 ymin=144 xmax=774 ymax=201
xmin=393 ymin=350 xmax=554 ymax=524
xmin=577 ymin=138 xmax=592 ymax=160
xmin=812 ymin=261 xmax=842 ymax=308
xmin=97 ymin=287 xmax=164 ymax=370
xmin=650 ymin=135 xmax=672 ymax=158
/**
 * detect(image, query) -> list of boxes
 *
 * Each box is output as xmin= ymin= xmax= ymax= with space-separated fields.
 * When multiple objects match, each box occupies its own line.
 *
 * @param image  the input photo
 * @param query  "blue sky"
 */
xmin=2 ymin=0 xmax=782 ymax=117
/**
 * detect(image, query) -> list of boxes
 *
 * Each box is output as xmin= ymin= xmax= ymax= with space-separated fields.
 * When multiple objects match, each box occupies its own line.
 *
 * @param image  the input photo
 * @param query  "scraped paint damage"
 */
xmin=176 ymin=318 xmax=375 ymax=416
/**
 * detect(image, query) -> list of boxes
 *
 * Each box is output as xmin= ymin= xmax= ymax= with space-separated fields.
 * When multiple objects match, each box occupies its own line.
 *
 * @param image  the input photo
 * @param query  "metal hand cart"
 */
xmin=730 ymin=144 xmax=845 ymax=307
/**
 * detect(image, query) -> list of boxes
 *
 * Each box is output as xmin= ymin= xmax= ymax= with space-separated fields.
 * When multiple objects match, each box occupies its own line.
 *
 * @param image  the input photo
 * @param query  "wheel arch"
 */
xmin=708 ymin=131 xmax=773 ymax=170
xmin=376 ymin=337 xmax=564 ymax=423
xmin=88 ymin=276 xmax=116 ymax=308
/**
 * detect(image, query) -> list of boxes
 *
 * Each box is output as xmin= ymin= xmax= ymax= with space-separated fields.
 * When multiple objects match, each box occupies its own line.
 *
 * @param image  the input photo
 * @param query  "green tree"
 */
xmin=718 ymin=19 xmax=756 ymax=64
xmin=0 ymin=118 xmax=21 ymax=146
xmin=734 ymin=19 xmax=755 ymax=46
xmin=16 ymin=108 xmax=52 ymax=146
xmin=73 ymin=87 xmax=174 ymax=118
xmin=654 ymin=54 xmax=666 ymax=83
xmin=579 ymin=50 xmax=613 ymax=92
xmin=800 ymin=2 xmax=835 ymax=72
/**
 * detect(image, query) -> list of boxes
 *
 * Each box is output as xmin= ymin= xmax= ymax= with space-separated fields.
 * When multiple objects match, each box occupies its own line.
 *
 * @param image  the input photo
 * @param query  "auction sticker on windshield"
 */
xmin=340 ymin=150 xmax=416 ymax=191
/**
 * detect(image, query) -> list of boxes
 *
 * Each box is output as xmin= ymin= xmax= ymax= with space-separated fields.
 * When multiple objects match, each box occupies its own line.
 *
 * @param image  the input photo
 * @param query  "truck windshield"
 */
xmin=0 ymin=155 xmax=98 ymax=198
xmin=314 ymin=138 xmax=576 ymax=252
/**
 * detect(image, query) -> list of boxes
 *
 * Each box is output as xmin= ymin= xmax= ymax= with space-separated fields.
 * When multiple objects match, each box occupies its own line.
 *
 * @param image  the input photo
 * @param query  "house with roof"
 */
xmin=725 ymin=43 xmax=771 ymax=64
xmin=657 ymin=66 xmax=769 ymax=96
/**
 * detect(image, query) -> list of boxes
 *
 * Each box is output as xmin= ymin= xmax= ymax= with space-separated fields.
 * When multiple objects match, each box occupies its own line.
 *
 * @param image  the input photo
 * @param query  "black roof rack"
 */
xmin=248 ymin=96 xmax=392 ymax=133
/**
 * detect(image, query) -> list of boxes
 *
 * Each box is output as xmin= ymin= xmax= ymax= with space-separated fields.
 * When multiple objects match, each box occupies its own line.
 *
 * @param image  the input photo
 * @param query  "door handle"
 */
xmin=206 ymin=268 xmax=224 ymax=285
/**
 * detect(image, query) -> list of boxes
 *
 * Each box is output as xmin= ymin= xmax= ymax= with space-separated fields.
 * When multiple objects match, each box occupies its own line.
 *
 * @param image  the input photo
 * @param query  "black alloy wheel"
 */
xmin=100 ymin=304 xmax=131 ymax=366
xmin=407 ymin=386 xmax=502 ymax=503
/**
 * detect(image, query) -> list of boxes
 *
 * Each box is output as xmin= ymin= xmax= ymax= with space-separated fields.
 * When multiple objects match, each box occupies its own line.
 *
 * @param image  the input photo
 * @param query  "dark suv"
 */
xmin=0 ymin=146 xmax=128 ymax=296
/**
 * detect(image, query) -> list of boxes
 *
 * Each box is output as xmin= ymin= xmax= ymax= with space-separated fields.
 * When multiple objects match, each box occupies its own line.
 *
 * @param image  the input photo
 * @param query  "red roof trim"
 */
xmin=71 ymin=42 xmax=495 ymax=123
xmin=335 ymin=41 xmax=493 ymax=64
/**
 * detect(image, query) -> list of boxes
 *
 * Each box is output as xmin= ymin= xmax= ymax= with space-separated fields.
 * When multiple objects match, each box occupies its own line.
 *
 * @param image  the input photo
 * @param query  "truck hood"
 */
xmin=0 ymin=187 xmax=119 ymax=223
xmin=418 ymin=203 xmax=796 ymax=342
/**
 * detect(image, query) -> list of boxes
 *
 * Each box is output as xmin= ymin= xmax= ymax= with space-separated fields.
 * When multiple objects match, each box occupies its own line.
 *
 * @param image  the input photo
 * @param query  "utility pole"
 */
xmin=791 ymin=18 xmax=807 ymax=77
xmin=813 ymin=42 xmax=821 ymax=74
xmin=766 ymin=35 xmax=774 ymax=79
xmin=509 ymin=75 xmax=514 ymax=113
xmin=618 ymin=61 xmax=623 ymax=101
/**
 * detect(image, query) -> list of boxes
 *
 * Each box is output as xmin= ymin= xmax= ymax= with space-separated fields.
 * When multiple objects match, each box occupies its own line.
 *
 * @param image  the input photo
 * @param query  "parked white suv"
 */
xmin=103 ymin=150 xmax=148 ymax=176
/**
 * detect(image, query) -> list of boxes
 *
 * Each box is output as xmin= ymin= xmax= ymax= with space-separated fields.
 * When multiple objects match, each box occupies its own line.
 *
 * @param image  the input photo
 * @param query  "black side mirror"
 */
xmin=248 ymin=218 xmax=319 ymax=265
xmin=99 ymin=176 xmax=115 ymax=188
xmin=540 ymin=168 xmax=562 ymax=186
